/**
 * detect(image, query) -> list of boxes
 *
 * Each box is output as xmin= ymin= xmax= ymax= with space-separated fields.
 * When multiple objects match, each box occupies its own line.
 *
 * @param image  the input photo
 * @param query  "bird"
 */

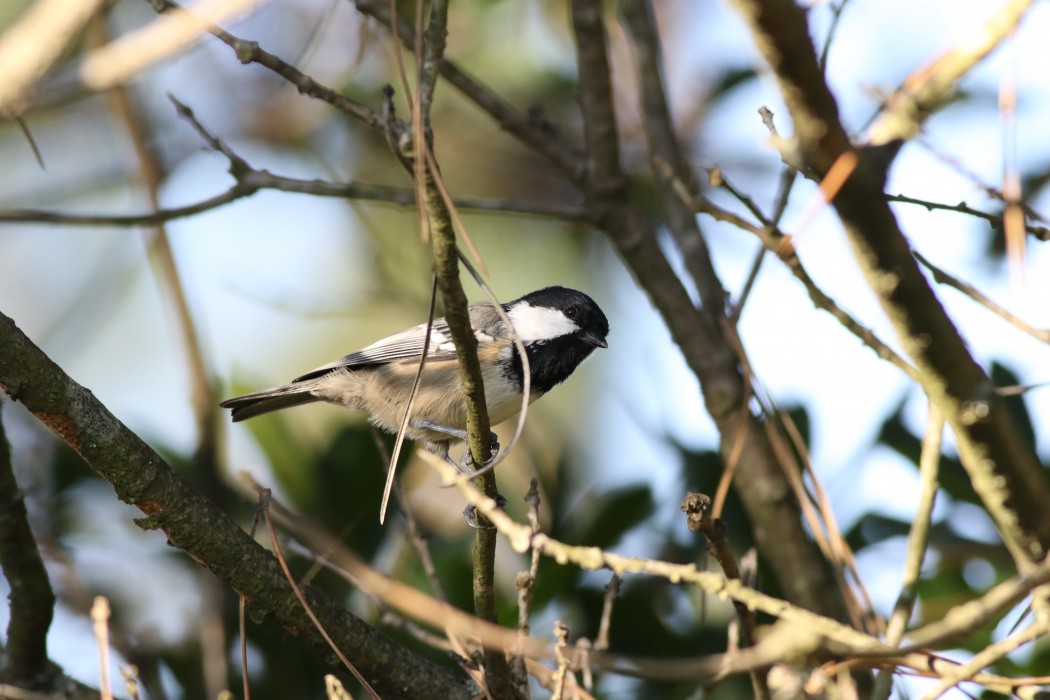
xmin=220 ymin=286 xmax=609 ymax=463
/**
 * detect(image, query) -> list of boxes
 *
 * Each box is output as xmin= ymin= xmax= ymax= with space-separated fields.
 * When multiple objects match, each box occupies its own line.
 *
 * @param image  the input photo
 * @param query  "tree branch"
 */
xmin=621 ymin=0 xmax=725 ymax=313
xmin=428 ymin=448 xmax=1050 ymax=667
xmin=887 ymin=193 xmax=1050 ymax=241
xmin=568 ymin=0 xmax=843 ymax=619
xmin=0 ymin=311 xmax=473 ymax=700
xmin=691 ymin=188 xmax=919 ymax=382
xmin=727 ymin=0 xmax=1050 ymax=570
xmin=0 ymin=176 xmax=587 ymax=227
xmin=352 ymin=0 xmax=585 ymax=182
xmin=0 ymin=408 xmax=57 ymax=689
xmin=145 ymin=0 xmax=399 ymax=137
xmin=682 ymin=492 xmax=770 ymax=700
xmin=404 ymin=0 xmax=511 ymax=694
xmin=866 ymin=0 xmax=1036 ymax=146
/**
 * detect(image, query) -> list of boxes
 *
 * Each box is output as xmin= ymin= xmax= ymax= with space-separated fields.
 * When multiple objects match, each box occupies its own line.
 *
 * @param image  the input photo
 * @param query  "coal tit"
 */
xmin=220 ymin=286 xmax=609 ymax=460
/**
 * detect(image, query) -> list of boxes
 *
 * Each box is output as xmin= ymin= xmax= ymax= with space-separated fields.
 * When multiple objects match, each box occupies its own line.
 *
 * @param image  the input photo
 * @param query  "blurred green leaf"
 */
xmin=576 ymin=484 xmax=655 ymax=549
xmin=877 ymin=396 xmax=979 ymax=505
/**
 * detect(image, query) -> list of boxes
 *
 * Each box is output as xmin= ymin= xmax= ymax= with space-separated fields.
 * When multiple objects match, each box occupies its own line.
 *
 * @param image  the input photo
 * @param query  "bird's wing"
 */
xmin=292 ymin=316 xmax=469 ymax=383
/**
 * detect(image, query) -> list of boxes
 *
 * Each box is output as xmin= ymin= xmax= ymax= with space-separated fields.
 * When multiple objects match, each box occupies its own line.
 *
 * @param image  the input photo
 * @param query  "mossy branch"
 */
xmin=0 ymin=310 xmax=473 ymax=700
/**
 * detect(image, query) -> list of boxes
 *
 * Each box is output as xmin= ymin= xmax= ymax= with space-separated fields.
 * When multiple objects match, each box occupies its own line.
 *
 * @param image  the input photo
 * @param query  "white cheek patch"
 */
xmin=508 ymin=302 xmax=578 ymax=343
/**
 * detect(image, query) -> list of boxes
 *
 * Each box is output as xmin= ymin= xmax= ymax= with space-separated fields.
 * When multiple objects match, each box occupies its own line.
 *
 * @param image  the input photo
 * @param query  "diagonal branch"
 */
xmin=144 ymin=0 xmax=399 ymax=137
xmin=0 ymin=311 xmax=473 ymax=700
xmin=0 ymin=0 xmax=107 ymax=117
xmin=352 ymin=0 xmax=585 ymax=181
xmin=621 ymin=0 xmax=725 ymax=313
xmin=726 ymin=0 xmax=1050 ymax=570
xmin=915 ymin=251 xmax=1050 ymax=344
xmin=866 ymin=0 xmax=1036 ymax=146
xmin=568 ymin=0 xmax=843 ymax=620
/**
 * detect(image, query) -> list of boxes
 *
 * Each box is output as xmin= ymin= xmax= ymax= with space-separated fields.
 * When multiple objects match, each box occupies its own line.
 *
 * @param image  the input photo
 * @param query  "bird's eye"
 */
xmin=565 ymin=304 xmax=579 ymax=320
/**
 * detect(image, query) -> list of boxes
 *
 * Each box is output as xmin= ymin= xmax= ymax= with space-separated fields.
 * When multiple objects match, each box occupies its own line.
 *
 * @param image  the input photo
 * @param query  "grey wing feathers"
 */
xmin=293 ymin=319 xmax=454 ymax=382
xmin=221 ymin=301 xmax=504 ymax=421
xmin=292 ymin=303 xmax=504 ymax=383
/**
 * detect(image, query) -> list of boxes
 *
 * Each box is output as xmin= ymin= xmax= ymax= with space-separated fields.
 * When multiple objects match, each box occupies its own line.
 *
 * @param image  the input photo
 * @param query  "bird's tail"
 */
xmin=220 ymin=381 xmax=323 ymax=422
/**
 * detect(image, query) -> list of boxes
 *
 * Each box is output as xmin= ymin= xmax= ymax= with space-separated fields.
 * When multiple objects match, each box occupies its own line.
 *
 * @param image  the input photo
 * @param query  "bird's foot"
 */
xmin=463 ymin=493 xmax=507 ymax=529
xmin=457 ymin=431 xmax=500 ymax=476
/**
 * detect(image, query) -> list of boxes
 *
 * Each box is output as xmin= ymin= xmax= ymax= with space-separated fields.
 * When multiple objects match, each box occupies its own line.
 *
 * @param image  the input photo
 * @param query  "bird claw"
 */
xmin=463 ymin=493 xmax=507 ymax=529
xmin=457 ymin=431 xmax=500 ymax=476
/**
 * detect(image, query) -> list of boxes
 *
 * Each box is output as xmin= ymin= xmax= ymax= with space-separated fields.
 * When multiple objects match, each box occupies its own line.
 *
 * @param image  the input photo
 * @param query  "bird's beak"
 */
xmin=580 ymin=331 xmax=608 ymax=349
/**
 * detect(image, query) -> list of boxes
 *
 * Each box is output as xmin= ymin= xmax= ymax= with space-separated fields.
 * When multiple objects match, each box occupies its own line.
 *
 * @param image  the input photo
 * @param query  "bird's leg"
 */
xmin=410 ymin=419 xmax=500 ymax=475
xmin=410 ymin=419 xmax=503 ymax=529
xmin=411 ymin=419 xmax=468 ymax=444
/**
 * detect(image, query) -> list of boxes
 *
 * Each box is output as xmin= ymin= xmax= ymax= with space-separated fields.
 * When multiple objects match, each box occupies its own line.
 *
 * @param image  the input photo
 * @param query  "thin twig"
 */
xmin=0 ymin=178 xmax=588 ymax=227
xmin=510 ymin=480 xmax=543 ymax=692
xmin=698 ymin=190 xmax=920 ymax=381
xmin=915 ymin=136 xmax=1049 ymax=225
xmin=238 ymin=503 xmax=264 ymax=700
xmin=915 ymin=251 xmax=1050 ymax=344
xmin=91 ymin=597 xmax=114 ymax=700
xmin=369 ymin=424 xmax=447 ymax=601
xmin=873 ymin=403 xmax=943 ymax=700
xmin=887 ymin=193 xmax=1050 ymax=241
xmin=730 ymin=166 xmax=797 ymax=323
xmin=721 ymin=299 xmax=879 ymax=632
xmin=777 ymin=407 xmax=880 ymax=633
xmin=527 ymin=657 xmax=598 ymax=700
xmin=918 ymin=619 xmax=1050 ymax=700
xmin=258 ymin=489 xmax=381 ymax=699
xmin=550 ymin=621 xmax=571 ymax=700
xmin=817 ymin=0 xmax=852 ymax=73
xmin=381 ymin=277 xmax=439 ymax=524
xmin=146 ymin=0 xmax=396 ymax=134
xmin=595 ymin=574 xmax=619 ymax=653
